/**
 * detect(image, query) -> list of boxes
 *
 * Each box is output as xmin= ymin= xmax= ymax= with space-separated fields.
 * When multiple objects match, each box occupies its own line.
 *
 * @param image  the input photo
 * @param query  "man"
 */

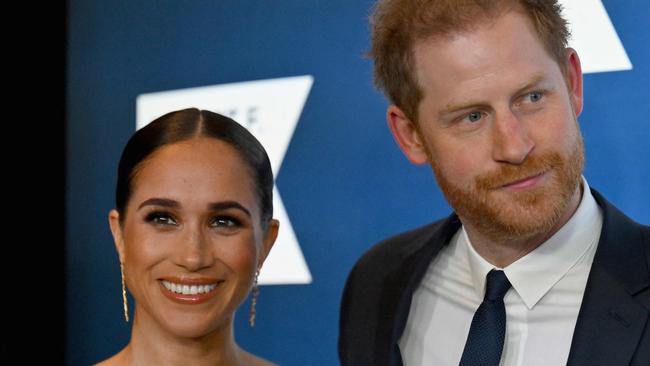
xmin=338 ymin=1 xmax=649 ymax=365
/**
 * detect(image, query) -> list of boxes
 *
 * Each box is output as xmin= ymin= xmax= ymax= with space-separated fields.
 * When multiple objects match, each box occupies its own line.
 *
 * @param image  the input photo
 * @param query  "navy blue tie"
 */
xmin=459 ymin=269 xmax=512 ymax=366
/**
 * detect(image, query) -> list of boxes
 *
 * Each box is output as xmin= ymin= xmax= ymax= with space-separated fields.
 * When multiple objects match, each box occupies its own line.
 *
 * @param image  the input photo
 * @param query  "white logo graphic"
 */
xmin=136 ymin=75 xmax=314 ymax=285
xmin=561 ymin=0 xmax=632 ymax=73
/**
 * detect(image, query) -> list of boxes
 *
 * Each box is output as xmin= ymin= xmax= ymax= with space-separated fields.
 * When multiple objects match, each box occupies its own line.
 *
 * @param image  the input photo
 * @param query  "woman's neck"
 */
xmin=119 ymin=309 xmax=246 ymax=366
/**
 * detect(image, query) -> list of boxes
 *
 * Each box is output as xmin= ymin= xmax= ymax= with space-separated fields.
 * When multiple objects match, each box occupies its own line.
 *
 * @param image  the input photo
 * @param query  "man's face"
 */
xmin=388 ymin=10 xmax=584 ymax=242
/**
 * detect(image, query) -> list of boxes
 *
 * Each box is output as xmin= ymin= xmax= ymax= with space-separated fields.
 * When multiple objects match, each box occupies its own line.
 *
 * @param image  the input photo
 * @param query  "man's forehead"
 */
xmin=412 ymin=11 xmax=550 ymax=78
xmin=411 ymin=2 xmax=523 ymax=43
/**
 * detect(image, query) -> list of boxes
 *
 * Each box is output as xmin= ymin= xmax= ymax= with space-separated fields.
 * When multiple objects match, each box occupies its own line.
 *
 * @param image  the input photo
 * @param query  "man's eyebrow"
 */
xmin=510 ymin=74 xmax=547 ymax=99
xmin=439 ymin=100 xmax=490 ymax=119
xmin=207 ymin=201 xmax=251 ymax=218
xmin=137 ymin=198 xmax=179 ymax=211
xmin=438 ymin=74 xmax=548 ymax=118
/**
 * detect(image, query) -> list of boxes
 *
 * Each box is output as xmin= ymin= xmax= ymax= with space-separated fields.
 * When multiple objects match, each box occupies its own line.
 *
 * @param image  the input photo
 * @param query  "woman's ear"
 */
xmin=108 ymin=209 xmax=126 ymax=263
xmin=258 ymin=219 xmax=279 ymax=269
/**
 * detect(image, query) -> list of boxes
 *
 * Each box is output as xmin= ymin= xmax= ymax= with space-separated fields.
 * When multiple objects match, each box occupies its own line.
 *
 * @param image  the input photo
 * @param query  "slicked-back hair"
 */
xmin=115 ymin=108 xmax=274 ymax=229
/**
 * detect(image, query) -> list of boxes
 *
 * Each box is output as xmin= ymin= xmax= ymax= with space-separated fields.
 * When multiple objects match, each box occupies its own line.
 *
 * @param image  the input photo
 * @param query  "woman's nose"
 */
xmin=174 ymin=227 xmax=214 ymax=271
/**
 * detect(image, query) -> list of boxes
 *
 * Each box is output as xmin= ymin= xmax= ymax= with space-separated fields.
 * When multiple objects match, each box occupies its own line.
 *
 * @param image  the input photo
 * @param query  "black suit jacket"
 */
xmin=339 ymin=189 xmax=650 ymax=365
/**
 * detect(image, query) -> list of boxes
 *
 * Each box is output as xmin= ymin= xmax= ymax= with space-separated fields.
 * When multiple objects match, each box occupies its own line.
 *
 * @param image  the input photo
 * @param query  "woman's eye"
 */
xmin=145 ymin=212 xmax=178 ymax=226
xmin=210 ymin=216 xmax=241 ymax=229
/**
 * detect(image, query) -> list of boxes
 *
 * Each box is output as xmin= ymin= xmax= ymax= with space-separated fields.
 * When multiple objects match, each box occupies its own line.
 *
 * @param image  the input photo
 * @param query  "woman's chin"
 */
xmin=158 ymin=314 xmax=230 ymax=340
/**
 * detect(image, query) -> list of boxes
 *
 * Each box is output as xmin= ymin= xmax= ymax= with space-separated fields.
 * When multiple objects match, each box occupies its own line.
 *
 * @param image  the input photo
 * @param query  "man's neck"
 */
xmin=463 ymin=184 xmax=584 ymax=268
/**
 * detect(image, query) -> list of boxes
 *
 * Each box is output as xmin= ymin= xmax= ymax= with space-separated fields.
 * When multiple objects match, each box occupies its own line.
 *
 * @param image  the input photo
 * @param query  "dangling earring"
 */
xmin=120 ymin=262 xmax=129 ymax=322
xmin=249 ymin=270 xmax=260 ymax=327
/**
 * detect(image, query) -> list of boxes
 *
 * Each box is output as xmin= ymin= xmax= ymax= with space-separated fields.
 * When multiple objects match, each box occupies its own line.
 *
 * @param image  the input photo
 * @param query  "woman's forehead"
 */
xmin=128 ymin=139 xmax=258 ymax=211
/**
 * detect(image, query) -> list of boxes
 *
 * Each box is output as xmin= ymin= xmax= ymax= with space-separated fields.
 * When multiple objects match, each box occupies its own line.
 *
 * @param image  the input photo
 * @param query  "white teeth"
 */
xmin=161 ymin=280 xmax=218 ymax=295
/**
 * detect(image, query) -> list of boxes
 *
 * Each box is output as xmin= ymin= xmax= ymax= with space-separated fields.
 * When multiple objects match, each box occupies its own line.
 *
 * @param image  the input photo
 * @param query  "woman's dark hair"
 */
xmin=115 ymin=108 xmax=274 ymax=228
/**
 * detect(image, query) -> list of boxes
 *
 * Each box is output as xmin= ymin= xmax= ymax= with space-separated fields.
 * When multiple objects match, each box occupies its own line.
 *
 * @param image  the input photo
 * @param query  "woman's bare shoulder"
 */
xmin=94 ymin=348 xmax=128 ymax=366
xmin=241 ymin=350 xmax=278 ymax=366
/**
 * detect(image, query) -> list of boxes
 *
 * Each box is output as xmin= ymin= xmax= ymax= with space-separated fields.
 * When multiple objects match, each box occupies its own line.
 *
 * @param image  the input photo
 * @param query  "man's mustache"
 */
xmin=475 ymin=152 xmax=562 ymax=190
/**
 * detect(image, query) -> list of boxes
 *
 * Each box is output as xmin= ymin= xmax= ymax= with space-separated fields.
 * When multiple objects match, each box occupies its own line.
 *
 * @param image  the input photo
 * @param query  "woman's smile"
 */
xmin=159 ymin=277 xmax=226 ymax=304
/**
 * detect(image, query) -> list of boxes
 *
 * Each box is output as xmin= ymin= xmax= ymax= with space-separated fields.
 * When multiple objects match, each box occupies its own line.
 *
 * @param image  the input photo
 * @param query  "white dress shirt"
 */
xmin=399 ymin=178 xmax=603 ymax=366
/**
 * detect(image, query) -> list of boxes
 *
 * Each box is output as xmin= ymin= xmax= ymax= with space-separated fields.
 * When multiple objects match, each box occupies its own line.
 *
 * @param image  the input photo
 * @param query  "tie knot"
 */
xmin=484 ymin=270 xmax=511 ymax=302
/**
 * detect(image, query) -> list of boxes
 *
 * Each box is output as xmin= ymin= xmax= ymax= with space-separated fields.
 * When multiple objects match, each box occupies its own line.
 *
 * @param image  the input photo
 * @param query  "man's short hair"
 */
xmin=370 ymin=0 xmax=570 ymax=123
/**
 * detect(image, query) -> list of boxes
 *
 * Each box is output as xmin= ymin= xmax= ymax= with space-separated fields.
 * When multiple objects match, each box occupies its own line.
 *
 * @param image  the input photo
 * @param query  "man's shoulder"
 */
xmin=592 ymin=188 xmax=650 ymax=244
xmin=339 ymin=214 xmax=459 ymax=357
xmin=591 ymin=188 xmax=650 ymax=293
xmin=351 ymin=214 xmax=459 ymax=278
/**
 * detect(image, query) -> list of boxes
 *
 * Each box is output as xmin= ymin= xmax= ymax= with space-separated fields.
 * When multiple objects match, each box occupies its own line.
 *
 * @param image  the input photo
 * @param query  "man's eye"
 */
xmin=465 ymin=111 xmax=483 ymax=123
xmin=528 ymin=91 xmax=543 ymax=103
xmin=145 ymin=212 xmax=178 ymax=226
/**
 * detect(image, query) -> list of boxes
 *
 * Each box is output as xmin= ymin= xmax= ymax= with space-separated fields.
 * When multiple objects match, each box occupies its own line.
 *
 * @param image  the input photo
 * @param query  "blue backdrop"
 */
xmin=66 ymin=1 xmax=649 ymax=365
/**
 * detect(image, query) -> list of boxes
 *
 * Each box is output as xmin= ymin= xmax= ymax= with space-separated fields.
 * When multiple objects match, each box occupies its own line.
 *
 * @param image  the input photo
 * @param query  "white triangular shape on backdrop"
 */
xmin=136 ymin=75 xmax=314 ymax=285
xmin=560 ymin=0 xmax=632 ymax=73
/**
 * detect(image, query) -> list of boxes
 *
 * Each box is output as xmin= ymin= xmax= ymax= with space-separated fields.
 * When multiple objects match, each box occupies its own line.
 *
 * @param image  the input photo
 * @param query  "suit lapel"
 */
xmin=374 ymin=190 xmax=648 ymax=365
xmin=377 ymin=214 xmax=462 ymax=365
xmin=567 ymin=266 xmax=649 ymax=365
xmin=567 ymin=189 xmax=650 ymax=366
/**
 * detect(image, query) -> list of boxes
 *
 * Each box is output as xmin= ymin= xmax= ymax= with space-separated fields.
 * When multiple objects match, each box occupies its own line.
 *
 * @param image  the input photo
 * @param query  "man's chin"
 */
xmin=485 ymin=201 xmax=565 ymax=241
xmin=452 ymin=183 xmax=573 ymax=243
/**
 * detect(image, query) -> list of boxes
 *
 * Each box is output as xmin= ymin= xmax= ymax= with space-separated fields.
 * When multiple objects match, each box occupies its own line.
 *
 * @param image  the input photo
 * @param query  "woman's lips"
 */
xmin=158 ymin=277 xmax=225 ymax=305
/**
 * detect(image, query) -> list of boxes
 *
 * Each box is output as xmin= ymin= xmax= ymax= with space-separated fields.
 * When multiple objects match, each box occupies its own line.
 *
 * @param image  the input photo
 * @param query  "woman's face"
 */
xmin=109 ymin=137 xmax=278 ymax=338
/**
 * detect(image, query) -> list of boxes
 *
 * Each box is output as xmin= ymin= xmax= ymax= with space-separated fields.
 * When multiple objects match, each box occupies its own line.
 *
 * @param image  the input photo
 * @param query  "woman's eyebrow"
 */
xmin=137 ymin=198 xmax=179 ymax=211
xmin=207 ymin=201 xmax=251 ymax=218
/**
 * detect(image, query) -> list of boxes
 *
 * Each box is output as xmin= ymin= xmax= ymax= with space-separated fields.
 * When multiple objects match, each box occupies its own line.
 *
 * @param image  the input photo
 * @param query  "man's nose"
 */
xmin=491 ymin=109 xmax=535 ymax=164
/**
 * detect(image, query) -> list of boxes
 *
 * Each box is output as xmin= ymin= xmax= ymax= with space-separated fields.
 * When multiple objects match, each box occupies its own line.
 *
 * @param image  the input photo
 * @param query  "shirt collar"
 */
xmin=463 ymin=177 xmax=602 ymax=309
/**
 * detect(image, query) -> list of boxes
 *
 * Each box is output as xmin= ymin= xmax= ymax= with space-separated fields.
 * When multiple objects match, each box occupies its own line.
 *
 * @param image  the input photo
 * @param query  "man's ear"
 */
xmin=387 ymin=105 xmax=429 ymax=164
xmin=108 ymin=209 xmax=126 ymax=263
xmin=258 ymin=219 xmax=279 ymax=269
xmin=565 ymin=48 xmax=584 ymax=118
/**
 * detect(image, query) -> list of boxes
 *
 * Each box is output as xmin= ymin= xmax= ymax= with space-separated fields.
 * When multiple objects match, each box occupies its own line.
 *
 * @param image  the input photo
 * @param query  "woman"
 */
xmin=99 ymin=108 xmax=279 ymax=366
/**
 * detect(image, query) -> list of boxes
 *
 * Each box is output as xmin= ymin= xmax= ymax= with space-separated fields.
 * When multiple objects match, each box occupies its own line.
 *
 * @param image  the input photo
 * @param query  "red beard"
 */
xmin=432 ymin=134 xmax=584 ymax=243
